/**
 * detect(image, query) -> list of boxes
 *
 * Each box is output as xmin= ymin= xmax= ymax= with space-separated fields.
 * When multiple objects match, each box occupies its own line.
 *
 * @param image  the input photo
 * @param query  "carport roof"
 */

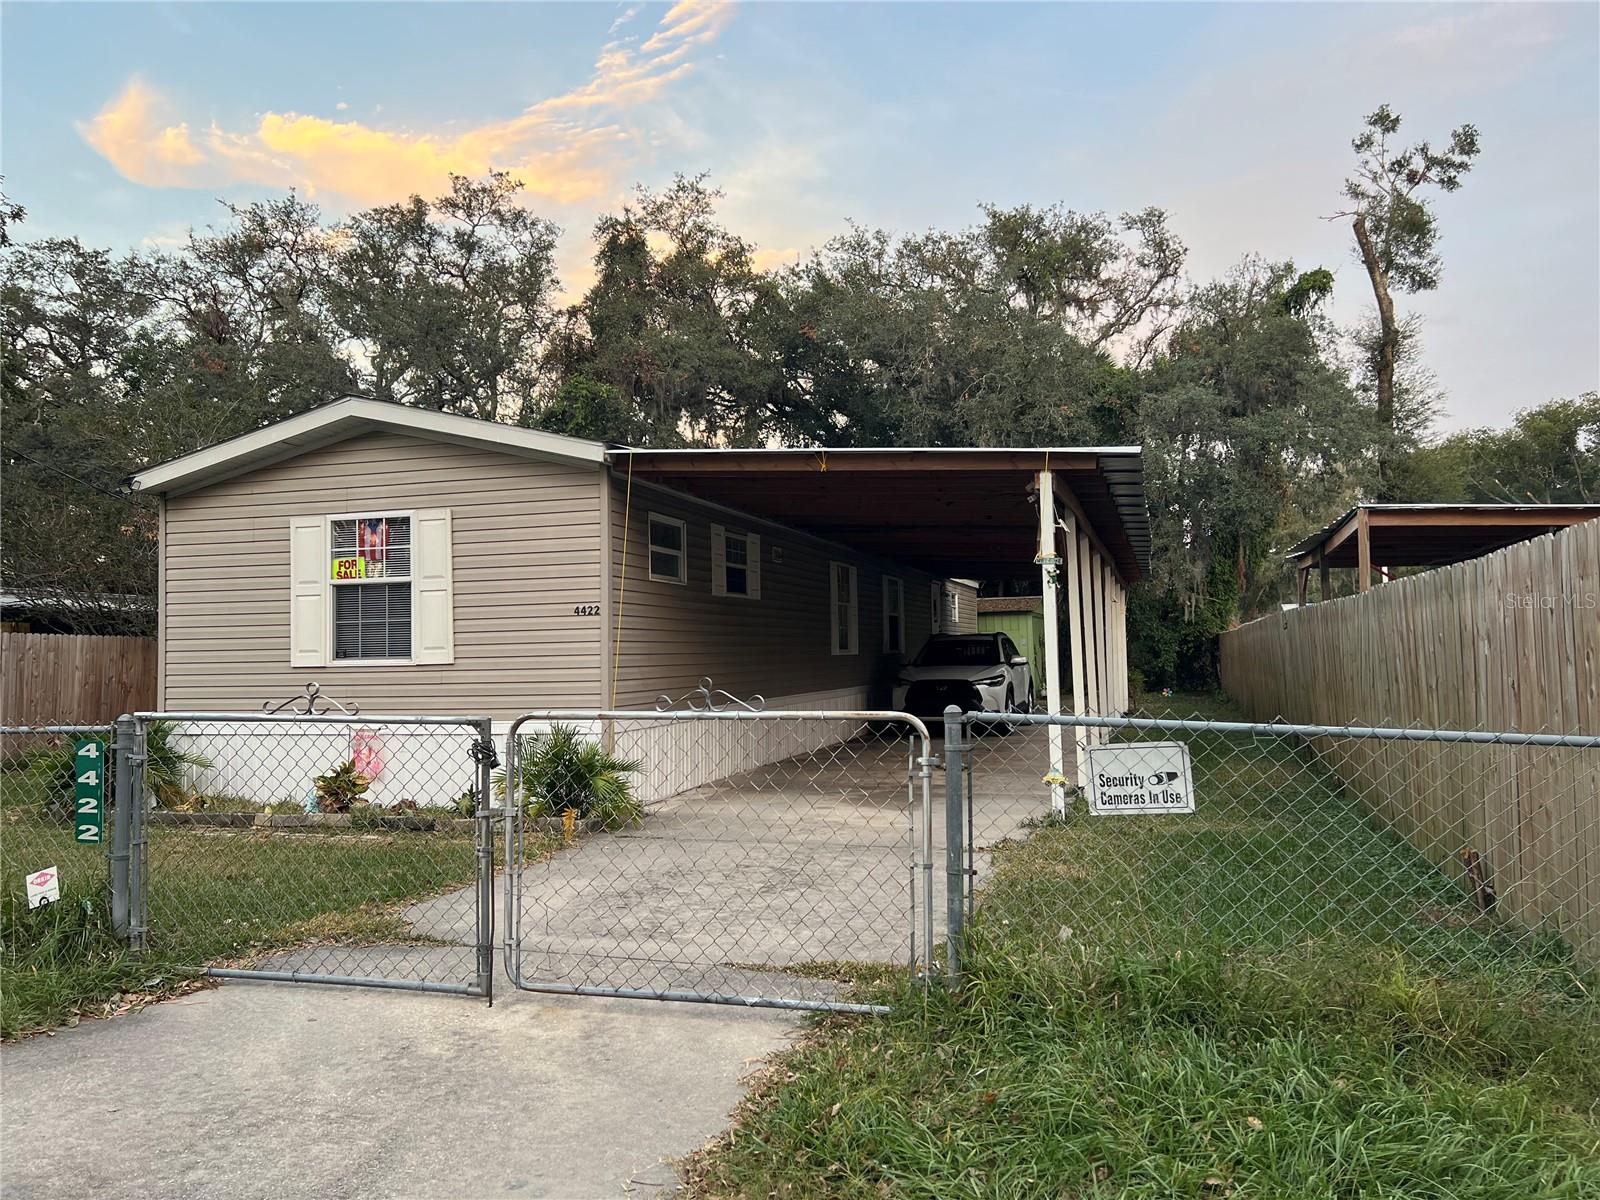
xmin=1286 ymin=503 xmax=1600 ymax=568
xmin=610 ymin=446 xmax=1150 ymax=582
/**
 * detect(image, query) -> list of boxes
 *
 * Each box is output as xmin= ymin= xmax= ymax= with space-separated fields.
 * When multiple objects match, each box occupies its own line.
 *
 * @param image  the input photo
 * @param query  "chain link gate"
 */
xmin=502 ymin=706 xmax=936 ymax=1013
xmin=943 ymin=709 xmax=1600 ymax=991
xmin=125 ymin=711 xmax=497 ymax=998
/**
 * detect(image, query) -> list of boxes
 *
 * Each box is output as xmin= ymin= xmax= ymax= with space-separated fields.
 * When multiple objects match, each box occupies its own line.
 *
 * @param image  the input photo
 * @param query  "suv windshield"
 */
xmin=914 ymin=637 xmax=1000 ymax=668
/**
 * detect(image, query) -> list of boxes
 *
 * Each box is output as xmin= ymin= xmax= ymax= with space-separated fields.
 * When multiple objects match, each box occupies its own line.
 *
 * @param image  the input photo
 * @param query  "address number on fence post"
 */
xmin=1084 ymin=741 xmax=1195 ymax=815
xmin=74 ymin=737 xmax=105 ymax=843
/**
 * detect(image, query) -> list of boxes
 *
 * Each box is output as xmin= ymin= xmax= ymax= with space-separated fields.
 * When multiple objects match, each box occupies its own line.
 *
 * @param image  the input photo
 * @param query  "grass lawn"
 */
xmin=687 ymin=693 xmax=1600 ymax=1200
xmin=1 ymin=788 xmax=526 ymax=1038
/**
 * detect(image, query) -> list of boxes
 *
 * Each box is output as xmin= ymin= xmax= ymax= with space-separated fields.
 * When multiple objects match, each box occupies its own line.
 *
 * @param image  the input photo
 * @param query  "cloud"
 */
xmin=79 ymin=1 xmax=735 ymax=206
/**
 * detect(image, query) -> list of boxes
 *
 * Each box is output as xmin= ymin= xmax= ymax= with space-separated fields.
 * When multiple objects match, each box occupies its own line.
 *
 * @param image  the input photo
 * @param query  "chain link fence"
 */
xmin=504 ymin=709 xmax=935 ymax=1012
xmin=946 ymin=707 xmax=1600 ymax=998
xmin=2 ymin=724 xmax=118 ymax=942
xmin=130 ymin=713 xmax=494 ymax=996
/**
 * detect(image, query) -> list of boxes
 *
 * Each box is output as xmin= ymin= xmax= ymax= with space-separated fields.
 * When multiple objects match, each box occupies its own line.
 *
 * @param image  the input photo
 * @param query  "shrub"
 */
xmin=313 ymin=760 xmax=370 ymax=814
xmin=511 ymin=725 xmax=643 ymax=831
xmin=145 ymin=721 xmax=215 ymax=810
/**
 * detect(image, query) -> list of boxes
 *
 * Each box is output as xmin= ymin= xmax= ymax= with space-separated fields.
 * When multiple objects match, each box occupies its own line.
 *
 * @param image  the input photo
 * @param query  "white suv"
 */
xmin=893 ymin=633 xmax=1033 ymax=723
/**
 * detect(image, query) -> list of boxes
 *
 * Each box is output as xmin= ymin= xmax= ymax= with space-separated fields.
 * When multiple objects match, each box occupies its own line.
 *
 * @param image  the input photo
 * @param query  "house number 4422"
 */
xmin=573 ymin=603 xmax=600 ymax=616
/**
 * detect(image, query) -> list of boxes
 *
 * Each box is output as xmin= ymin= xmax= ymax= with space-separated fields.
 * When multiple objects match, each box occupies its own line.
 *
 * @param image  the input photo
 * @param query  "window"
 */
xmin=289 ymin=508 xmax=452 ymax=669
xmin=931 ymin=581 xmax=944 ymax=634
xmin=331 ymin=514 xmax=412 ymax=661
xmin=945 ymin=586 xmax=961 ymax=628
xmin=882 ymin=576 xmax=905 ymax=653
xmin=648 ymin=513 xmax=687 ymax=584
xmin=711 ymin=524 xmax=761 ymax=599
xmin=1000 ymin=635 xmax=1019 ymax=661
xmin=830 ymin=561 xmax=858 ymax=655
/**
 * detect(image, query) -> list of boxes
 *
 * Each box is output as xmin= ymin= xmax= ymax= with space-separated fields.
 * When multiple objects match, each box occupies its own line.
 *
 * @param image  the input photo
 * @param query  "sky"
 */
xmin=2 ymin=1 xmax=1596 ymax=431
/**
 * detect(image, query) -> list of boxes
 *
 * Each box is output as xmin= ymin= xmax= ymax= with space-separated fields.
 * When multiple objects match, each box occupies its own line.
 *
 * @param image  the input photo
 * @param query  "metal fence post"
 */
xmin=110 ymin=714 xmax=135 ymax=939
xmin=943 ymin=706 xmax=967 ymax=987
xmin=473 ymin=718 xmax=497 ymax=1003
xmin=127 ymin=717 xmax=148 ymax=952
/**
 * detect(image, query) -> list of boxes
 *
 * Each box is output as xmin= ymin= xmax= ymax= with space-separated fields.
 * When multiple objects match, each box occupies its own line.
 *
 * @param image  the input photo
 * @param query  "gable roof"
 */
xmin=128 ymin=396 xmax=607 ymax=496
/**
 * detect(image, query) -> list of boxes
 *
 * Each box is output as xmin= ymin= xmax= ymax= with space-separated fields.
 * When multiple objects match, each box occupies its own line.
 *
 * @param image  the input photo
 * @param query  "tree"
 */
xmin=536 ymin=175 xmax=790 ymax=446
xmin=1402 ymin=394 xmax=1599 ymax=504
xmin=1132 ymin=259 xmax=1380 ymax=683
xmin=1 ymin=235 xmax=165 ymax=630
xmin=1338 ymin=104 xmax=1479 ymax=433
xmin=328 ymin=172 xmax=561 ymax=420
xmin=782 ymin=205 xmax=1180 ymax=449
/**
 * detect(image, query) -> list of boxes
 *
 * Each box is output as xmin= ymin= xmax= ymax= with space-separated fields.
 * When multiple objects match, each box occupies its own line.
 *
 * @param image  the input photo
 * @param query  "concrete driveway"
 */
xmin=1 ymin=726 xmax=1060 ymax=1199
xmin=1 ymin=974 xmax=796 ymax=1200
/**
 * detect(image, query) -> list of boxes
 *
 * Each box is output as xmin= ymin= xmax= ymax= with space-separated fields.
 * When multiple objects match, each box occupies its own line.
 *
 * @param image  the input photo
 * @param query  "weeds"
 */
xmin=688 ymin=693 xmax=1600 ymax=1199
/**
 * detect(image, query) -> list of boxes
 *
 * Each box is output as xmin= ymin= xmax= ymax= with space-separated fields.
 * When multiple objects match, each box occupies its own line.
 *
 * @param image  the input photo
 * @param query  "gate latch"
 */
xmin=470 ymin=738 xmax=500 ymax=771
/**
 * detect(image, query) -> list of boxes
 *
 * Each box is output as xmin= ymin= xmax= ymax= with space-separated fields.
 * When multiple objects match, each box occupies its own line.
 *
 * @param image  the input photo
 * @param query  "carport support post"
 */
xmin=942 ymin=707 xmax=966 ymax=987
xmin=1036 ymin=471 xmax=1068 ymax=814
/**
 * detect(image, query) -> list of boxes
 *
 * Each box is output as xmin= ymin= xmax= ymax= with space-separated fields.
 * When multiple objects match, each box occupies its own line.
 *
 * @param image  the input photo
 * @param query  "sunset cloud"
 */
xmin=79 ymin=0 xmax=735 ymax=205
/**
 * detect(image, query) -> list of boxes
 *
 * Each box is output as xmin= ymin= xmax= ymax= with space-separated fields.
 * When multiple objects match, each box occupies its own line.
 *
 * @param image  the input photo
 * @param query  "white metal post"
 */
xmin=1036 ymin=471 xmax=1067 ymax=813
xmin=1080 ymin=535 xmax=1101 ymax=741
xmin=1060 ymin=510 xmax=1089 ymax=786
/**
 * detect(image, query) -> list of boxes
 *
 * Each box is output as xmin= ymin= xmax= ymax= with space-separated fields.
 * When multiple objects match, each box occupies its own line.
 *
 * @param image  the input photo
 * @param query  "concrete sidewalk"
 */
xmin=0 ymin=973 xmax=796 ymax=1200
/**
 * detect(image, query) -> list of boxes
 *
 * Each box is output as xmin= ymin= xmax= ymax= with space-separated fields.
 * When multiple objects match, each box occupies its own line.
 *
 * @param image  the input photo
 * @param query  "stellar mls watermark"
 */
xmin=1502 ymin=590 xmax=1598 ymax=612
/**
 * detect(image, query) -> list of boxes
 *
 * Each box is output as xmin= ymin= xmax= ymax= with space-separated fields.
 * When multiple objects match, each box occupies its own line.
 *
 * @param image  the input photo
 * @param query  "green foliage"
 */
xmin=512 ymin=724 xmax=643 ymax=831
xmin=1399 ymin=393 xmax=1599 ymax=504
xmin=313 ymin=759 xmax=370 ymax=815
xmin=1344 ymin=104 xmax=1481 ymax=296
xmin=145 ymin=721 xmax=214 ymax=810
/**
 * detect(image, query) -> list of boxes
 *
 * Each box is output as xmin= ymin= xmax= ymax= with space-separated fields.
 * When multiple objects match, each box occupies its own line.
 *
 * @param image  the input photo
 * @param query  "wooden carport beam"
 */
xmin=1357 ymin=507 xmax=1373 ymax=593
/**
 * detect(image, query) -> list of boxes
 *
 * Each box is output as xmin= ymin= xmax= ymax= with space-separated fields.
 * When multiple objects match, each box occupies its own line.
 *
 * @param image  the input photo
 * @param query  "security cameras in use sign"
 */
xmin=1084 ymin=741 xmax=1195 ymax=815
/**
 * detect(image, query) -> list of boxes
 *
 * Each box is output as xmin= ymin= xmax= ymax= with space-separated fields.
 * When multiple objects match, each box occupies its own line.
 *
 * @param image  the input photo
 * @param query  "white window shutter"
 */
xmin=710 ymin=524 xmax=726 ymax=596
xmin=289 ymin=516 xmax=328 ymax=668
xmin=413 ymin=508 xmax=454 ymax=665
xmin=848 ymin=566 xmax=859 ymax=653
xmin=746 ymin=533 xmax=761 ymax=599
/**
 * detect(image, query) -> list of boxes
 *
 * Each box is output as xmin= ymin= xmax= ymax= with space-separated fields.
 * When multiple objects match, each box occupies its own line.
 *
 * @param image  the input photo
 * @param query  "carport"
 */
xmin=612 ymin=446 xmax=1151 ymax=793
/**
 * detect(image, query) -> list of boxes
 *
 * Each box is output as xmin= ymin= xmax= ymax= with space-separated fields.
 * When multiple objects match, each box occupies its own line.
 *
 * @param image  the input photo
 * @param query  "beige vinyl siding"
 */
xmin=607 ymin=477 xmax=944 ymax=710
xmin=162 ymin=431 xmax=605 ymax=717
xmin=946 ymin=581 xmax=980 ymax=633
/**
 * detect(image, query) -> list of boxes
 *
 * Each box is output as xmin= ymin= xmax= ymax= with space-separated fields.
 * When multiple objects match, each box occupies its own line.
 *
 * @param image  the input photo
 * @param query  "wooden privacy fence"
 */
xmin=0 ymin=633 xmax=156 ymax=725
xmin=1220 ymin=518 xmax=1600 ymax=961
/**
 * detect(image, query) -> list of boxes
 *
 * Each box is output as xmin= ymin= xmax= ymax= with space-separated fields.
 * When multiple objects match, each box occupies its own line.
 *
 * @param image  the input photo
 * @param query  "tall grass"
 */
xmin=689 ymin=694 xmax=1600 ymax=1199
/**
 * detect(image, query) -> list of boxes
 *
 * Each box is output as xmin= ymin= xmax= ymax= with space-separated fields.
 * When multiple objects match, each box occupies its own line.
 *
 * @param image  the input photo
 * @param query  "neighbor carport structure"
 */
xmin=1287 ymin=503 xmax=1600 ymax=601
xmin=610 ymin=446 xmax=1151 ymax=792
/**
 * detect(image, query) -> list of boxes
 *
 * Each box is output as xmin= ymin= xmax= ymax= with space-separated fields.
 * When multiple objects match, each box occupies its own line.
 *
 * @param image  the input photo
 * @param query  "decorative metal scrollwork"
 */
xmin=261 ymin=681 xmax=360 ymax=716
xmin=653 ymin=677 xmax=765 ymax=713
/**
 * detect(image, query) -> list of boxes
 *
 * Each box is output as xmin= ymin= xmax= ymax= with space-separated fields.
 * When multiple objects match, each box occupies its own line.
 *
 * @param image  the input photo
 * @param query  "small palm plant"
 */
xmin=511 ymin=725 xmax=643 ymax=832
xmin=145 ymin=721 xmax=215 ymax=810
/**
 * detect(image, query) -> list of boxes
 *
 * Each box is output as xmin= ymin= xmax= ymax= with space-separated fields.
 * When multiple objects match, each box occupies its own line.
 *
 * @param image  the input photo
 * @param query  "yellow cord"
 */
xmin=611 ymin=454 xmax=635 ymax=704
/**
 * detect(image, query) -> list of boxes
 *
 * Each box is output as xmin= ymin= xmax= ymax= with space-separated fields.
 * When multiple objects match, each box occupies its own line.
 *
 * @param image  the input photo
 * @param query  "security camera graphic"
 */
xmin=1146 ymin=771 xmax=1181 ymax=786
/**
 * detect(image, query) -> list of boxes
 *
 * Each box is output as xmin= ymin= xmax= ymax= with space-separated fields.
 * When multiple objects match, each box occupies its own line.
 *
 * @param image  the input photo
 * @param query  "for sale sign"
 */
xmin=1084 ymin=741 xmax=1195 ymax=815
xmin=74 ymin=737 xmax=105 ymax=844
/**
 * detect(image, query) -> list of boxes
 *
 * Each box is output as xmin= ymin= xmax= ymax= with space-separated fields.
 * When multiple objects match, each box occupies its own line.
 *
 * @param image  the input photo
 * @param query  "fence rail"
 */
xmin=0 ymin=633 xmax=155 ymax=725
xmin=1219 ymin=519 xmax=1600 ymax=961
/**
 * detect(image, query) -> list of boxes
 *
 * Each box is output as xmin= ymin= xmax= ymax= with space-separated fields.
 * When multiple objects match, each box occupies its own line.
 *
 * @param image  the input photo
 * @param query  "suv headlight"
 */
xmin=978 ymin=672 xmax=1006 ymax=686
